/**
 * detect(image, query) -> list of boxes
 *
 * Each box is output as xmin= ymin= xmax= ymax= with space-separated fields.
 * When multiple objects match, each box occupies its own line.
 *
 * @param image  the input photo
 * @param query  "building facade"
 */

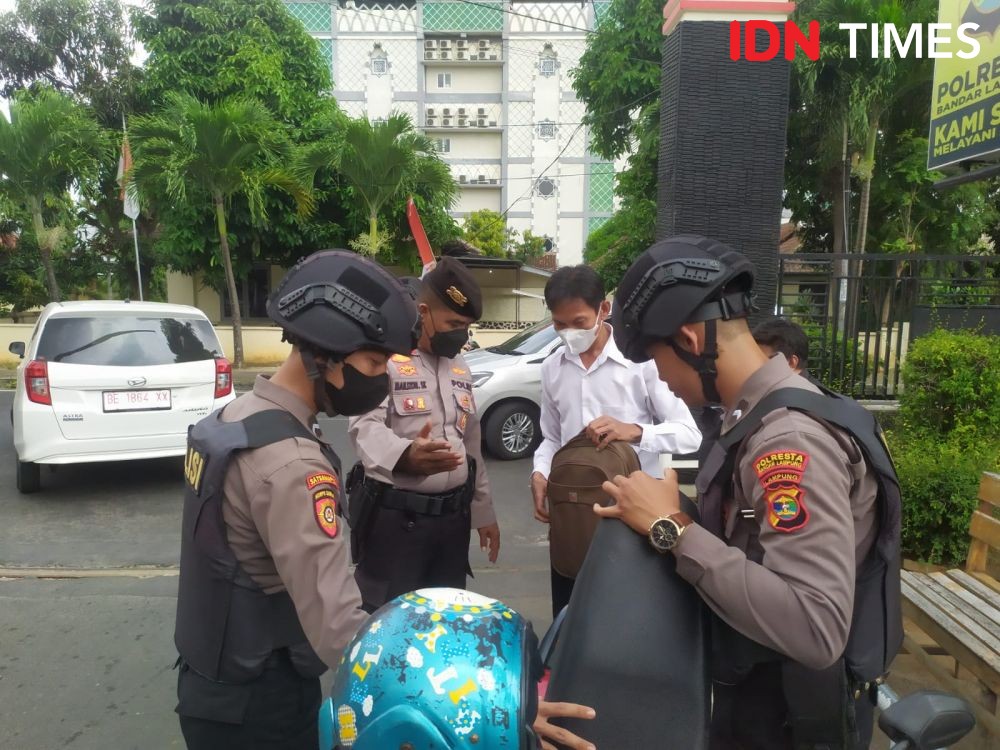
xmin=284 ymin=0 xmax=622 ymax=265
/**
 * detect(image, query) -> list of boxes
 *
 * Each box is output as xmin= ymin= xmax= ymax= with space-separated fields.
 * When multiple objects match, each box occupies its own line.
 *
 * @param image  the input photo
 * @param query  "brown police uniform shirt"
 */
xmin=674 ymin=355 xmax=879 ymax=670
xmin=347 ymin=350 xmax=497 ymax=529
xmin=220 ymin=375 xmax=367 ymax=668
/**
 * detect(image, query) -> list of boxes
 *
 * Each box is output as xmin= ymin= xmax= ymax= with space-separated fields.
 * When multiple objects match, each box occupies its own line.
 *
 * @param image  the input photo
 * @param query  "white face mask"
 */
xmin=558 ymin=312 xmax=604 ymax=355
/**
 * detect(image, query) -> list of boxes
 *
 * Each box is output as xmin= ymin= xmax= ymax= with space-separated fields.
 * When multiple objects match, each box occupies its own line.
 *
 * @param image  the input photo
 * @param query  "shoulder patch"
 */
xmin=396 ymin=364 xmax=418 ymax=377
xmin=306 ymin=472 xmax=339 ymax=491
xmin=391 ymin=354 xmax=411 ymax=363
xmin=753 ymin=450 xmax=810 ymax=533
xmin=313 ymin=489 xmax=338 ymax=538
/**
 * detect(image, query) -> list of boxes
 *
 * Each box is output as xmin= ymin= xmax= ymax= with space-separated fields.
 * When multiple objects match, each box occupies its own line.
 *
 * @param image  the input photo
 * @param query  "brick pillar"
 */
xmin=657 ymin=0 xmax=794 ymax=320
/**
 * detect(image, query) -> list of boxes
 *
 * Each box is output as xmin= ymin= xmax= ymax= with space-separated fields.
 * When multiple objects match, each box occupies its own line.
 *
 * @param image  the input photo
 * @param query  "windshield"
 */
xmin=38 ymin=315 xmax=224 ymax=366
xmin=490 ymin=319 xmax=558 ymax=355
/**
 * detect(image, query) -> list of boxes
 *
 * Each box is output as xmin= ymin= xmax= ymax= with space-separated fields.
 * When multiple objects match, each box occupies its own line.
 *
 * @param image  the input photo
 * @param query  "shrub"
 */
xmin=899 ymin=329 xmax=1000 ymax=439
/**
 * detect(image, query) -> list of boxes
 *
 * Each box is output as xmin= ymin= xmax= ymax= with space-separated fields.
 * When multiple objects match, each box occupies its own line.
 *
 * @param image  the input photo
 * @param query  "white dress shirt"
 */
xmin=532 ymin=325 xmax=702 ymax=478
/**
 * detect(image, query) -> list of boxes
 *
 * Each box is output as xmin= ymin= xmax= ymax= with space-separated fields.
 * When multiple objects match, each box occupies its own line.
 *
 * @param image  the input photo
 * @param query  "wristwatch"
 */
xmin=648 ymin=512 xmax=693 ymax=553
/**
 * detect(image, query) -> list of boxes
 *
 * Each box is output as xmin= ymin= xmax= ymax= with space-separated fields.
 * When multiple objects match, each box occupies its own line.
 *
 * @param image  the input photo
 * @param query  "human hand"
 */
xmin=585 ymin=416 xmax=642 ymax=451
xmin=594 ymin=469 xmax=682 ymax=536
xmin=531 ymin=472 xmax=549 ymax=523
xmin=477 ymin=522 xmax=500 ymax=563
xmin=533 ymin=700 xmax=596 ymax=750
xmin=399 ymin=421 xmax=463 ymax=475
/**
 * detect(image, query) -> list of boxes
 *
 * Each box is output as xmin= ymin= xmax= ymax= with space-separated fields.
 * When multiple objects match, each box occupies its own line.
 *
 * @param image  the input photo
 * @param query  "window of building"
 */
xmin=222 ymin=266 xmax=270 ymax=319
xmin=539 ymin=44 xmax=558 ymax=77
xmin=535 ymin=177 xmax=556 ymax=198
xmin=537 ymin=121 xmax=557 ymax=140
xmin=437 ymin=73 xmax=452 ymax=89
xmin=370 ymin=44 xmax=389 ymax=76
xmin=435 ymin=138 xmax=451 ymax=153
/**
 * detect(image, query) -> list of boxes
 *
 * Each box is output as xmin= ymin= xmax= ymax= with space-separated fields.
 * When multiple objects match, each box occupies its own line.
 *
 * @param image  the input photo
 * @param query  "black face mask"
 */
xmin=323 ymin=363 xmax=389 ymax=416
xmin=430 ymin=328 xmax=469 ymax=358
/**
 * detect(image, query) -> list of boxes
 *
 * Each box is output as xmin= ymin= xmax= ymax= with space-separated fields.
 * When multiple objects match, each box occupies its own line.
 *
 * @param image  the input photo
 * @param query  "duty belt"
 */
xmin=375 ymin=482 xmax=470 ymax=516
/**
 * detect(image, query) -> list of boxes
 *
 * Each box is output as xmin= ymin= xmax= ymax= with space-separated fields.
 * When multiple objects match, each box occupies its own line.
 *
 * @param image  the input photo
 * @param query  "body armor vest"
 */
xmin=175 ymin=408 xmax=340 ymax=683
xmin=697 ymin=386 xmax=903 ymax=747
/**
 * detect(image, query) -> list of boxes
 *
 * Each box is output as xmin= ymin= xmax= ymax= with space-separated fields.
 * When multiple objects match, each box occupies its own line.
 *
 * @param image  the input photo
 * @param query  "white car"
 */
xmin=9 ymin=301 xmax=236 ymax=493
xmin=465 ymin=319 xmax=562 ymax=460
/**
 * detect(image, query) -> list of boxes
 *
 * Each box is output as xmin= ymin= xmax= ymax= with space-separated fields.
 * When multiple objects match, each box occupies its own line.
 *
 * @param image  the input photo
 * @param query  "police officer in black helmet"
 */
xmin=594 ymin=235 xmax=902 ymax=749
xmin=174 ymin=251 xmax=420 ymax=749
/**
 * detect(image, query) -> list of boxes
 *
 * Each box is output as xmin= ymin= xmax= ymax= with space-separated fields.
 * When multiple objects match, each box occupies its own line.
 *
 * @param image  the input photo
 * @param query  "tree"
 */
xmin=584 ymin=198 xmax=657 ymax=290
xmin=0 ymin=87 xmax=106 ymax=301
xmin=513 ymin=230 xmax=548 ymax=265
xmin=461 ymin=209 xmax=515 ymax=258
xmin=333 ymin=114 xmax=456 ymax=257
xmin=130 ymin=94 xmax=315 ymax=367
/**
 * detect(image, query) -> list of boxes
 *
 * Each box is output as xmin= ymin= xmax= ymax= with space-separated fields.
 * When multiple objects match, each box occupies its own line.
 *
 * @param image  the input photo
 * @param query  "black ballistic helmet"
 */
xmin=268 ymin=250 xmax=420 ymax=359
xmin=611 ymin=235 xmax=755 ymax=402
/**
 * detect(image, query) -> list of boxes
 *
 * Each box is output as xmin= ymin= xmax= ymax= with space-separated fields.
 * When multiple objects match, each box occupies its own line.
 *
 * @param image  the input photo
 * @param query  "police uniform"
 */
xmin=175 ymin=377 xmax=367 ymax=748
xmin=348 ymin=262 xmax=497 ymax=612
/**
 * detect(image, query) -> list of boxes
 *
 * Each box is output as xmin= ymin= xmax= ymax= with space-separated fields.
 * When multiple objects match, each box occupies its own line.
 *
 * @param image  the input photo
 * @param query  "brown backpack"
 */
xmin=547 ymin=430 xmax=641 ymax=578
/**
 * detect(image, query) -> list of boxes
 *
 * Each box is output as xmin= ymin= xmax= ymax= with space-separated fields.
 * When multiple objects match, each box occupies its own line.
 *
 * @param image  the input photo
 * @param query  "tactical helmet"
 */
xmin=268 ymin=250 xmax=420 ymax=359
xmin=320 ymin=588 xmax=542 ymax=750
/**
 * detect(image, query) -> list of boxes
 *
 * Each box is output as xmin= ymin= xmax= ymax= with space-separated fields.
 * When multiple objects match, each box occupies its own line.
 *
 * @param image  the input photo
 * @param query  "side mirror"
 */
xmin=8 ymin=341 xmax=25 ymax=359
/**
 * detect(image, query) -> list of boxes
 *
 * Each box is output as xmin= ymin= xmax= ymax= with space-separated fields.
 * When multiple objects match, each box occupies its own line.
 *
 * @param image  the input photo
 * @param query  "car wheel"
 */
xmin=16 ymin=458 xmax=41 ymax=494
xmin=484 ymin=402 xmax=541 ymax=461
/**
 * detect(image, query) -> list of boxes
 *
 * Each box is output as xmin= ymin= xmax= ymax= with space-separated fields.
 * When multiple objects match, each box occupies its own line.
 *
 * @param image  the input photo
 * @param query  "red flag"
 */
xmin=406 ymin=197 xmax=436 ymax=275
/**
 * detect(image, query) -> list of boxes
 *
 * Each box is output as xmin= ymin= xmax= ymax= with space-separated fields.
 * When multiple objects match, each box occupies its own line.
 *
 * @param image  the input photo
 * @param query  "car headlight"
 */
xmin=471 ymin=372 xmax=492 ymax=388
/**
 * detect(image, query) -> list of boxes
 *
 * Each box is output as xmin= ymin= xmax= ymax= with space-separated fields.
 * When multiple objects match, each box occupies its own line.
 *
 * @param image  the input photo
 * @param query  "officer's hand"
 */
xmin=534 ymin=700 xmax=596 ymax=750
xmin=477 ymin=522 xmax=500 ymax=563
xmin=585 ymin=416 xmax=642 ymax=451
xmin=531 ymin=471 xmax=549 ymax=523
xmin=400 ymin=421 xmax=464 ymax=475
xmin=595 ymin=469 xmax=681 ymax=537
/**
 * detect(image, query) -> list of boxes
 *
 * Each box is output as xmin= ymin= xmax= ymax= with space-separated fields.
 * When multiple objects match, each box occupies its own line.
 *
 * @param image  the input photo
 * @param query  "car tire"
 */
xmin=16 ymin=458 xmax=41 ymax=494
xmin=484 ymin=401 xmax=541 ymax=461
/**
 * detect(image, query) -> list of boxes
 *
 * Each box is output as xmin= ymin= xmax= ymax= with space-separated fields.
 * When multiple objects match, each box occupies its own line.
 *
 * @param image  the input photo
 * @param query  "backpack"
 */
xmin=547 ymin=430 xmax=642 ymax=578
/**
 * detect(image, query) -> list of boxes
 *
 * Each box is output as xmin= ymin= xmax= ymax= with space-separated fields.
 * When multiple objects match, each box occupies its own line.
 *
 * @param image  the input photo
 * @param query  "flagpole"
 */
xmin=122 ymin=114 xmax=143 ymax=301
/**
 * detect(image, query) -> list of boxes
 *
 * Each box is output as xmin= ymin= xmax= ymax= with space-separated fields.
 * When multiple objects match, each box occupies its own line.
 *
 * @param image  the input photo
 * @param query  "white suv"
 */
xmin=9 ymin=301 xmax=236 ymax=493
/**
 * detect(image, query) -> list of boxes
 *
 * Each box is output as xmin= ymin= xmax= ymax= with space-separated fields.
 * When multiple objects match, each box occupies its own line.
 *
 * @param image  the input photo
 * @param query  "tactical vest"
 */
xmin=175 ymin=408 xmax=340 ymax=683
xmin=697 ymin=386 xmax=903 ymax=748
xmin=547 ymin=430 xmax=642 ymax=578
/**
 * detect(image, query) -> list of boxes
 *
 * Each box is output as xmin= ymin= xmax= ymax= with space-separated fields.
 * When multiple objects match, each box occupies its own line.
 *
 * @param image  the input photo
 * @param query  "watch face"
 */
xmin=650 ymin=519 xmax=680 ymax=552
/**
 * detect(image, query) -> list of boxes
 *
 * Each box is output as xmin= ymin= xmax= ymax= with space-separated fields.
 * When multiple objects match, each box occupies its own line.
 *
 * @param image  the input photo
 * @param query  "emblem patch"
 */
xmin=446 ymin=285 xmax=468 ymax=306
xmin=459 ymin=394 xmax=472 ymax=411
xmin=754 ymin=450 xmax=810 ymax=533
xmin=457 ymin=412 xmax=469 ymax=434
xmin=416 ymin=396 xmax=426 ymax=410
xmin=397 ymin=364 xmax=418 ymax=377
xmin=391 ymin=354 xmax=411 ymax=363
xmin=403 ymin=398 xmax=416 ymax=411
xmin=451 ymin=367 xmax=468 ymax=376
xmin=306 ymin=472 xmax=338 ymax=491
xmin=313 ymin=489 xmax=338 ymax=538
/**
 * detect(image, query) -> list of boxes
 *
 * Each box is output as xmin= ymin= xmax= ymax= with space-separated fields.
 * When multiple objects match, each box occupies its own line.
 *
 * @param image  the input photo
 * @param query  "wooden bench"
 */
xmin=901 ymin=471 xmax=1000 ymax=740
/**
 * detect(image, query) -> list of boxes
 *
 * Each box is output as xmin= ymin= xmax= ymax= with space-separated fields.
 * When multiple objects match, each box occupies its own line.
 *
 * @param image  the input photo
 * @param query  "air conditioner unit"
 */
xmin=425 ymin=51 xmax=437 ymax=60
xmin=457 ymin=50 xmax=467 ymax=60
xmin=425 ymin=40 xmax=437 ymax=49
xmin=459 ymin=174 xmax=468 ymax=184
xmin=489 ymin=54 xmax=498 ymax=60
xmin=427 ymin=108 xmax=436 ymax=116
xmin=456 ymin=40 xmax=468 ymax=49
xmin=439 ymin=50 xmax=451 ymax=60
xmin=442 ymin=117 xmax=453 ymax=127
xmin=489 ymin=178 xmax=498 ymax=184
xmin=488 ymin=120 xmax=497 ymax=127
xmin=476 ymin=118 xmax=487 ymax=127
xmin=478 ymin=174 xmax=486 ymax=183
xmin=457 ymin=108 xmax=467 ymax=116
xmin=477 ymin=107 xmax=487 ymax=116
xmin=479 ymin=39 xmax=489 ymax=49
xmin=439 ymin=40 xmax=451 ymax=49
xmin=458 ymin=118 xmax=468 ymax=128
xmin=425 ymin=117 xmax=436 ymax=127
xmin=442 ymin=108 xmax=452 ymax=116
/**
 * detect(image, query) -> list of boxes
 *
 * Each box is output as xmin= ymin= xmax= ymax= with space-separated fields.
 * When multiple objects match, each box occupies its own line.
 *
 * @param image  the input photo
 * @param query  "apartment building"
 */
xmin=284 ymin=0 xmax=622 ymax=265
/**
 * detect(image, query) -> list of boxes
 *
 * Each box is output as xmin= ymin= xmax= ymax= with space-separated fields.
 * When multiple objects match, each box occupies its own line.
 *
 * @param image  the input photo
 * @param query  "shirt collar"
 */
xmin=722 ymin=354 xmax=799 ymax=432
xmin=252 ymin=375 xmax=318 ymax=431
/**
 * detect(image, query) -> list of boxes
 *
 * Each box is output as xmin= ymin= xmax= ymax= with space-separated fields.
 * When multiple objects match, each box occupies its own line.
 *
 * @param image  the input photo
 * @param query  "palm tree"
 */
xmin=334 ymin=113 xmax=455 ymax=255
xmin=0 ymin=87 xmax=105 ymax=301
xmin=129 ymin=94 xmax=314 ymax=367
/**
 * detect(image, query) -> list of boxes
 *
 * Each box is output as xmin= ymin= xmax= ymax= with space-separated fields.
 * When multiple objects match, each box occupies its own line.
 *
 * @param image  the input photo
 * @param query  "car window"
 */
xmin=490 ymin=319 xmax=557 ymax=355
xmin=37 ymin=315 xmax=223 ymax=366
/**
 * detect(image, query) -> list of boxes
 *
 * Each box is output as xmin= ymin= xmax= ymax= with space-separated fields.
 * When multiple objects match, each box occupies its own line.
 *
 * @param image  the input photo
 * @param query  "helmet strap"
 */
xmin=300 ymin=348 xmax=336 ymax=416
xmin=668 ymin=319 xmax=722 ymax=404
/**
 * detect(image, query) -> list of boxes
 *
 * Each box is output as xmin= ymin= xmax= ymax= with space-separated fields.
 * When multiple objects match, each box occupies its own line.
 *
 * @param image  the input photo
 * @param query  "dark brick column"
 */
xmin=657 ymin=4 xmax=793 ymax=320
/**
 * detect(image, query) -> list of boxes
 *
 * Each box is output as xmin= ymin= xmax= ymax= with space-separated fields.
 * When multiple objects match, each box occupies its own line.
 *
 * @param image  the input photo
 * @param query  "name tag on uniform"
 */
xmin=394 ymin=380 xmax=427 ymax=392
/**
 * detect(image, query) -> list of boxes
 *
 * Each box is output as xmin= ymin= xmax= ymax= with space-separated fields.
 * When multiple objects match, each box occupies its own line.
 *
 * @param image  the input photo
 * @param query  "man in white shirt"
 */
xmin=530 ymin=265 xmax=702 ymax=615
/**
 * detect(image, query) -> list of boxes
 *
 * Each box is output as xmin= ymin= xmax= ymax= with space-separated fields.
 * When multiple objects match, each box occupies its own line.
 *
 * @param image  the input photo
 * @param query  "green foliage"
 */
xmin=888 ymin=330 xmax=1000 ymax=564
xmin=898 ymin=330 xmax=1000 ymax=439
xmin=514 ymin=230 xmax=548 ymax=265
xmin=584 ymin=198 xmax=656 ymax=291
xmin=461 ymin=209 xmax=514 ymax=258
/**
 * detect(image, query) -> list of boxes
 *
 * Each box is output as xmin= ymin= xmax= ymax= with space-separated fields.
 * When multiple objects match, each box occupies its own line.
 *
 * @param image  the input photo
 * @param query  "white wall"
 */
xmin=425 ymin=66 xmax=502 ymax=93
xmin=454 ymin=189 xmax=502 ymax=214
xmin=439 ymin=131 xmax=501 ymax=159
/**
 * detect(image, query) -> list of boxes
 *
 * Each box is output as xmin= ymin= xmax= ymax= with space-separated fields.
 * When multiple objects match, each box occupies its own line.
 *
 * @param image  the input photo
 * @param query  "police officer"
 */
xmin=594 ymin=235 xmax=901 ymax=749
xmin=174 ymin=250 xmax=420 ymax=749
xmin=348 ymin=257 xmax=501 ymax=612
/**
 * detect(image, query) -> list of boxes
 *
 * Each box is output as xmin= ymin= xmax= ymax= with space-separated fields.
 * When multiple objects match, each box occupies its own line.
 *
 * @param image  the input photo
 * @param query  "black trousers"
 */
xmin=708 ymin=663 xmax=874 ymax=750
xmin=177 ymin=651 xmax=321 ymax=750
xmin=550 ymin=566 xmax=576 ymax=620
xmin=354 ymin=503 xmax=471 ymax=613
